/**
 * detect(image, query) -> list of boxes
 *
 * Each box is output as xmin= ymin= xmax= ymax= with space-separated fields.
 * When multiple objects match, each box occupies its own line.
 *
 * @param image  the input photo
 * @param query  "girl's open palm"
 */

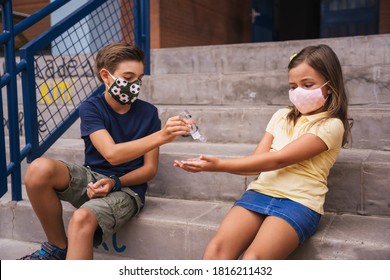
xmin=174 ymin=155 xmax=219 ymax=173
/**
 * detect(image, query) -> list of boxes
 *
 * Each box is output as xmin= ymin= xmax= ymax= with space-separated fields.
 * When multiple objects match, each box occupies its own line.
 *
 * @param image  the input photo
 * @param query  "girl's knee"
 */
xmin=242 ymin=250 xmax=264 ymax=260
xmin=203 ymin=239 xmax=225 ymax=260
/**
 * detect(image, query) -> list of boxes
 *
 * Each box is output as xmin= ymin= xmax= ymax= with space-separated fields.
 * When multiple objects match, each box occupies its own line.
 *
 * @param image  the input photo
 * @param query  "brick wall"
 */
xmin=11 ymin=0 xmax=50 ymax=46
xmin=150 ymin=0 xmax=252 ymax=48
xmin=379 ymin=0 xmax=390 ymax=34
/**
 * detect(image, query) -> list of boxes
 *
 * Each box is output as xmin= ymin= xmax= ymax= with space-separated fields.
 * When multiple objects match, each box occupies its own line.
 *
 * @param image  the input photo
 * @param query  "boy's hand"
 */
xmin=86 ymin=178 xmax=114 ymax=199
xmin=160 ymin=116 xmax=191 ymax=143
xmin=173 ymin=155 xmax=219 ymax=173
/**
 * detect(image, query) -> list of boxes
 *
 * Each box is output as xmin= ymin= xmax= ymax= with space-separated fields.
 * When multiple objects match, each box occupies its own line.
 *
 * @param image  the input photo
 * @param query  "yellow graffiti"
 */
xmin=40 ymin=81 xmax=72 ymax=104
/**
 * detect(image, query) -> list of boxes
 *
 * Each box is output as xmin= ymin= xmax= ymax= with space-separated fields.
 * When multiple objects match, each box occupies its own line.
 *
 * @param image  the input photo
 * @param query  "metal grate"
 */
xmin=33 ymin=0 xmax=135 ymax=143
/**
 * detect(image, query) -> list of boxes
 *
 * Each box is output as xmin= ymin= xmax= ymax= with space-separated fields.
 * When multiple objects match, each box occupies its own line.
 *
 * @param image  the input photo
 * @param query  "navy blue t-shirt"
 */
xmin=79 ymin=94 xmax=161 ymax=203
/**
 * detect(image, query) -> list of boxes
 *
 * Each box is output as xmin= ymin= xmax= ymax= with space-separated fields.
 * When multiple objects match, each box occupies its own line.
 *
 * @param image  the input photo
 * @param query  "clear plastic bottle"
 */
xmin=179 ymin=110 xmax=207 ymax=142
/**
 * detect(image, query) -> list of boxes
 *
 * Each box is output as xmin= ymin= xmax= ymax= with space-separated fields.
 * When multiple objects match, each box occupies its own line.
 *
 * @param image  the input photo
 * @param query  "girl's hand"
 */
xmin=86 ymin=178 xmax=113 ymax=199
xmin=173 ymin=155 xmax=219 ymax=173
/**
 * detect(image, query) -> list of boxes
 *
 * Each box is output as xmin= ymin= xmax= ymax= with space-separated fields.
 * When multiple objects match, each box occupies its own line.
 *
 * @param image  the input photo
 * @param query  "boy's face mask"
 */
xmin=107 ymin=72 xmax=141 ymax=105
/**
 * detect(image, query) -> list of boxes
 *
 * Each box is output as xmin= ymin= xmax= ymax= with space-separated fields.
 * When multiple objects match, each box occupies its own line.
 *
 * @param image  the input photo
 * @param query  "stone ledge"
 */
xmin=1 ymin=197 xmax=389 ymax=260
xmin=151 ymin=34 xmax=390 ymax=74
xmin=17 ymin=139 xmax=390 ymax=216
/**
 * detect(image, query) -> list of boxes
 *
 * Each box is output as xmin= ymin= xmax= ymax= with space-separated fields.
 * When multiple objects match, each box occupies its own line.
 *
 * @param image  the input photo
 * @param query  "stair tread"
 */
xmin=1 ymin=196 xmax=390 ymax=259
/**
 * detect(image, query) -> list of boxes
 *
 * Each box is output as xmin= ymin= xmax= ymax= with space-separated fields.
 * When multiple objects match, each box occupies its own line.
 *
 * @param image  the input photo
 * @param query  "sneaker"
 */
xmin=18 ymin=242 xmax=67 ymax=260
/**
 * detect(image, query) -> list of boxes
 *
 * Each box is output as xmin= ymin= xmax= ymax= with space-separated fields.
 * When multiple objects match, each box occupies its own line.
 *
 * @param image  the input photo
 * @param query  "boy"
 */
xmin=20 ymin=42 xmax=190 ymax=260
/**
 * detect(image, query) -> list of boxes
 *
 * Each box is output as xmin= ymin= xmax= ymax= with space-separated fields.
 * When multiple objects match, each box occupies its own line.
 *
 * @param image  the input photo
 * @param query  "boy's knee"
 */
xmin=24 ymin=158 xmax=55 ymax=188
xmin=69 ymin=208 xmax=97 ymax=231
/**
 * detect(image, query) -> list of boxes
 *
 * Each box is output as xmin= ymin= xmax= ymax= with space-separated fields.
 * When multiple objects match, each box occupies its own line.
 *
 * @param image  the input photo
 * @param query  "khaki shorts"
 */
xmin=57 ymin=161 xmax=143 ymax=245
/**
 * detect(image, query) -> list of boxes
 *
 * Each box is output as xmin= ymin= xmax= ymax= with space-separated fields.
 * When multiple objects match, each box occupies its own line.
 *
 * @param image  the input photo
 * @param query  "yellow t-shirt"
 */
xmin=247 ymin=108 xmax=345 ymax=214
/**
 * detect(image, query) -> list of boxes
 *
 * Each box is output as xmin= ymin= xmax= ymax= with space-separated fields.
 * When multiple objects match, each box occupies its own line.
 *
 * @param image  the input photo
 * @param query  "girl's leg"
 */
xmin=203 ymin=206 xmax=266 ymax=260
xmin=66 ymin=208 xmax=98 ymax=260
xmin=242 ymin=216 xmax=300 ymax=260
xmin=24 ymin=158 xmax=70 ymax=250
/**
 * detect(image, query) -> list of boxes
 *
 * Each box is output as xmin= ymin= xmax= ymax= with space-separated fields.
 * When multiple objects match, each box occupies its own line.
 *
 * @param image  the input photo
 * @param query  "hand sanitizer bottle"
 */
xmin=179 ymin=110 xmax=207 ymax=142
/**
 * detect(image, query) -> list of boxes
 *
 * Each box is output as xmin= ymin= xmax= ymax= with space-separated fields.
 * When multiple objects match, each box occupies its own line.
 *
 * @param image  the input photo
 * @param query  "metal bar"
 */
xmin=19 ymin=53 xmax=39 ymax=163
xmin=141 ymin=0 xmax=150 ymax=75
xmin=20 ymin=0 xmax=108 ymax=54
xmin=16 ymin=60 xmax=27 ymax=75
xmin=0 ymin=73 xmax=11 ymax=88
xmin=2 ymin=0 xmax=22 ymax=200
xmin=133 ymin=0 xmax=140 ymax=47
xmin=133 ymin=0 xmax=150 ymax=74
xmin=0 ymin=71 xmax=7 ymax=198
xmin=14 ymin=0 xmax=71 ymax=36
xmin=0 ymin=30 xmax=11 ymax=45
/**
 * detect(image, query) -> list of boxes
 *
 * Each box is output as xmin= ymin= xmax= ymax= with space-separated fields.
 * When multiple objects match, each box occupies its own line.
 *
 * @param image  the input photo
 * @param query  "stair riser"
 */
xmin=5 ymin=104 xmax=390 ymax=151
xmin=151 ymin=35 xmax=390 ymax=74
xmin=37 ymin=143 xmax=390 ymax=216
xmin=157 ymin=107 xmax=390 ymax=151
xmin=4 ymin=63 xmax=390 ymax=108
xmin=145 ymin=65 xmax=390 ymax=107
xmin=2 ymin=200 xmax=390 ymax=260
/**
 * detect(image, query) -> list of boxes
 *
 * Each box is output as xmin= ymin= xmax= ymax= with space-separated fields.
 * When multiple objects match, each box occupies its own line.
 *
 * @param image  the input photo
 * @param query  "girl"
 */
xmin=174 ymin=44 xmax=350 ymax=260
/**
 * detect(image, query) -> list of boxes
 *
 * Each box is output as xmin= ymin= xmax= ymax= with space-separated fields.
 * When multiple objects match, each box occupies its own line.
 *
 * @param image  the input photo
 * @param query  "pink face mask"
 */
xmin=289 ymin=81 xmax=329 ymax=114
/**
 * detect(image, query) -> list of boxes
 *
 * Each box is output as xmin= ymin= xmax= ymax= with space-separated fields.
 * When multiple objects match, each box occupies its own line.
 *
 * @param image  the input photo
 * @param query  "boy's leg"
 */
xmin=203 ymin=206 xmax=265 ymax=260
xmin=69 ymin=189 xmax=141 ymax=259
xmin=66 ymin=208 xmax=98 ymax=259
xmin=24 ymin=157 xmax=70 ymax=250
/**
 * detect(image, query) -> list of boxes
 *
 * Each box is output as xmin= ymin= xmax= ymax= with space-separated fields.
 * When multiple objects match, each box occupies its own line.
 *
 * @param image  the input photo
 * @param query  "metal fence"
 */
xmin=1 ymin=0 xmax=150 ymax=200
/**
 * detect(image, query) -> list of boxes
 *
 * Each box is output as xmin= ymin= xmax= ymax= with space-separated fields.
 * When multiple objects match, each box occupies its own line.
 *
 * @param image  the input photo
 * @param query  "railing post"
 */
xmin=134 ymin=0 xmax=150 ymax=75
xmin=2 ymin=0 xmax=22 ymax=200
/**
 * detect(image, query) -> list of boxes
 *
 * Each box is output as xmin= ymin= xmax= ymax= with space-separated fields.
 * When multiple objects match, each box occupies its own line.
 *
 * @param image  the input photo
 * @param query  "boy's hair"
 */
xmin=94 ymin=42 xmax=145 ymax=82
xmin=287 ymin=44 xmax=351 ymax=147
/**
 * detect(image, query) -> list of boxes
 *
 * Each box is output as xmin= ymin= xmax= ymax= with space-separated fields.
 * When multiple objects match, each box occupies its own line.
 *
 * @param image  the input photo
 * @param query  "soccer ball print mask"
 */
xmin=107 ymin=72 xmax=141 ymax=105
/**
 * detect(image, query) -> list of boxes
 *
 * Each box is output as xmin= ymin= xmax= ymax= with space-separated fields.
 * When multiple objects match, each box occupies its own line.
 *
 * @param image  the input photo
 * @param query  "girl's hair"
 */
xmin=94 ymin=42 xmax=145 ymax=83
xmin=287 ymin=44 xmax=351 ymax=147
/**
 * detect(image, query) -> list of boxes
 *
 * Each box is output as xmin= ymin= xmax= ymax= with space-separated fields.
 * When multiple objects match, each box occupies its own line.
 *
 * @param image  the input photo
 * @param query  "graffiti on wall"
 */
xmin=1 ymin=55 xmax=98 ymax=135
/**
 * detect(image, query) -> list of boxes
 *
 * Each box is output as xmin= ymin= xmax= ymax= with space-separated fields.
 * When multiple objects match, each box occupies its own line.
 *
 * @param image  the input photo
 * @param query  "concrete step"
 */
xmin=0 ymin=238 xmax=129 ymax=260
xmin=144 ymin=65 xmax=390 ymax=107
xmin=24 ymin=139 xmax=390 ymax=217
xmin=0 ymin=196 xmax=389 ymax=260
xmin=151 ymin=34 xmax=390 ymax=75
xmin=156 ymin=105 xmax=390 ymax=151
xmin=5 ymin=57 xmax=390 ymax=110
xmin=17 ymin=104 xmax=390 ymax=151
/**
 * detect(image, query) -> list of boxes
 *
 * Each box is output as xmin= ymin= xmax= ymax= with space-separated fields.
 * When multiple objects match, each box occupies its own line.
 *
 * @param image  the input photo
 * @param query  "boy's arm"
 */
xmin=118 ymin=147 xmax=159 ymax=187
xmin=86 ymin=147 xmax=159 ymax=199
xmin=89 ymin=116 xmax=189 ymax=166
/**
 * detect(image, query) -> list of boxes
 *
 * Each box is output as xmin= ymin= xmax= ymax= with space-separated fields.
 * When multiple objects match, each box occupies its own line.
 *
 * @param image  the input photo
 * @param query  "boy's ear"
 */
xmin=100 ymin=68 xmax=110 ymax=85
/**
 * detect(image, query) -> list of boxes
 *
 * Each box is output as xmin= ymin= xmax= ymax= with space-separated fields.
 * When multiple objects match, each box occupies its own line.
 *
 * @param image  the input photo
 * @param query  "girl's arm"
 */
xmin=177 ymin=132 xmax=328 ymax=174
xmin=223 ymin=132 xmax=274 ymax=176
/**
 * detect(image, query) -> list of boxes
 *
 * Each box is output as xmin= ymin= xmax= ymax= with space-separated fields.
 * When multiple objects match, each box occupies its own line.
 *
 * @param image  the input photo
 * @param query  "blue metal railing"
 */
xmin=1 ymin=0 xmax=150 ymax=200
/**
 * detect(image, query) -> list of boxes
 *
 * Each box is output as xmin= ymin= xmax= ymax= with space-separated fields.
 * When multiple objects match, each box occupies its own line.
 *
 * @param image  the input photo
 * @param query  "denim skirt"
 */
xmin=234 ymin=190 xmax=321 ymax=244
